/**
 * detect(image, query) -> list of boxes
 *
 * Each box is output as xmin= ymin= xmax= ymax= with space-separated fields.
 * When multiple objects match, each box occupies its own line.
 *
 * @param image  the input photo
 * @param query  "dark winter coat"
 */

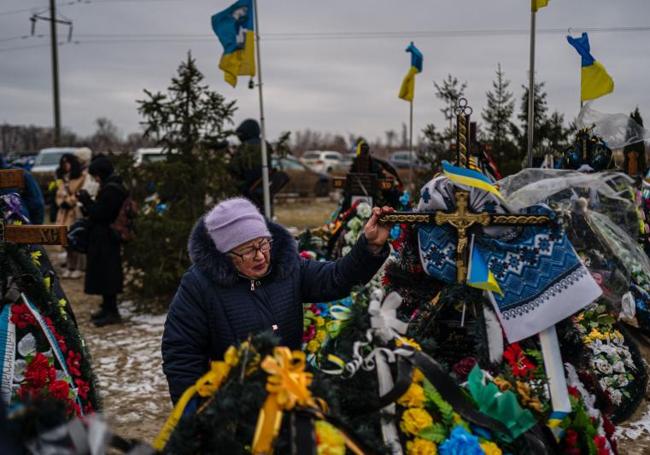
xmin=0 ymin=156 xmax=44 ymax=225
xmin=83 ymin=175 xmax=127 ymax=296
xmin=162 ymin=218 xmax=389 ymax=403
xmin=229 ymin=119 xmax=274 ymax=212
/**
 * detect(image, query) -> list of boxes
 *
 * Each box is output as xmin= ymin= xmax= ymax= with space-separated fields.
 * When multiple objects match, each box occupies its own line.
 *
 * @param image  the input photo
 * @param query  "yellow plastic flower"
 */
xmin=400 ymin=408 xmax=433 ymax=436
xmin=315 ymin=316 xmax=325 ymax=327
xmin=397 ymin=383 xmax=425 ymax=408
xmin=406 ymin=438 xmax=437 ymax=455
xmin=43 ymin=276 xmax=51 ymax=291
xmin=314 ymin=420 xmax=345 ymax=455
xmin=493 ymin=377 xmax=512 ymax=392
xmin=58 ymin=299 xmax=68 ymax=320
xmin=316 ymin=330 xmax=327 ymax=343
xmin=480 ymin=441 xmax=502 ymax=455
xmin=307 ymin=340 xmax=320 ymax=353
xmin=412 ymin=368 xmax=425 ymax=383
xmin=515 ymin=381 xmax=543 ymax=413
xmin=396 ymin=337 xmax=421 ymax=351
xmin=31 ymin=251 xmax=42 ymax=267
xmin=224 ymin=346 xmax=239 ymax=367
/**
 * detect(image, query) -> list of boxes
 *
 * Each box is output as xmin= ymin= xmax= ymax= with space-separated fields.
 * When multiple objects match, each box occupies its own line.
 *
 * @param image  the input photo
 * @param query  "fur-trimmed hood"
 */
xmin=188 ymin=216 xmax=299 ymax=287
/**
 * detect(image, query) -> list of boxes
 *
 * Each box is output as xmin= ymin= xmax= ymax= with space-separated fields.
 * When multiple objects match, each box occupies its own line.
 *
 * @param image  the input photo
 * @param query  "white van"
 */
xmin=31 ymin=147 xmax=93 ymax=189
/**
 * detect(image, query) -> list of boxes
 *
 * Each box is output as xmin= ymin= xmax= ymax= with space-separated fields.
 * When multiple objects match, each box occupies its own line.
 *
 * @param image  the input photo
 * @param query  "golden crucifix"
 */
xmin=0 ymin=169 xmax=68 ymax=246
xmin=379 ymin=189 xmax=551 ymax=283
xmin=379 ymin=98 xmax=551 ymax=283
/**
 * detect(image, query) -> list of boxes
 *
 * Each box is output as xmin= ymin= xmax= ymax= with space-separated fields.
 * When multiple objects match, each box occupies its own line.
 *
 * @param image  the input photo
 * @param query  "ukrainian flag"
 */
xmin=468 ymin=239 xmax=502 ymax=294
xmin=398 ymin=42 xmax=423 ymax=102
xmin=442 ymin=161 xmax=503 ymax=199
xmin=211 ymin=0 xmax=256 ymax=87
xmin=531 ymin=0 xmax=549 ymax=12
xmin=567 ymin=32 xmax=614 ymax=102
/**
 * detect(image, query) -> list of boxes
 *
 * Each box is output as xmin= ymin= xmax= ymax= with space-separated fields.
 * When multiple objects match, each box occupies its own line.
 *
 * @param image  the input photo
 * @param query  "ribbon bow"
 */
xmin=154 ymin=355 xmax=234 ymax=450
xmin=368 ymin=290 xmax=409 ymax=343
xmin=252 ymin=347 xmax=319 ymax=454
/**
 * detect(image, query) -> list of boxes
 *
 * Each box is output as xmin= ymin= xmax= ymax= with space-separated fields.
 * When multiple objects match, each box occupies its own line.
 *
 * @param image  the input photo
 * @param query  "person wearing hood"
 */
xmin=0 ymin=155 xmax=44 ymax=224
xmin=162 ymin=197 xmax=393 ymax=403
xmin=228 ymin=118 xmax=273 ymax=213
xmin=77 ymin=155 xmax=127 ymax=327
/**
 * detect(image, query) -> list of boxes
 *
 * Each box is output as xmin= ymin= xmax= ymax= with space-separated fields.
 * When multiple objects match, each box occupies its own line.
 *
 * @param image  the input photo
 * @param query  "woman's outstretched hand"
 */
xmin=364 ymin=206 xmax=395 ymax=251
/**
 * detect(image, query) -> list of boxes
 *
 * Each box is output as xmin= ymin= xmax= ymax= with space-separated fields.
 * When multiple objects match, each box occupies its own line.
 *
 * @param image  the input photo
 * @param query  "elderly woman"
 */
xmin=162 ymin=198 xmax=393 ymax=403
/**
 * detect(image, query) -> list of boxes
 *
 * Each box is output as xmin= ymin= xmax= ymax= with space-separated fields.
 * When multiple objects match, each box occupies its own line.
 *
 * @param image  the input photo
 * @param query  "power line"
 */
xmin=2 ymin=24 xmax=650 ymax=51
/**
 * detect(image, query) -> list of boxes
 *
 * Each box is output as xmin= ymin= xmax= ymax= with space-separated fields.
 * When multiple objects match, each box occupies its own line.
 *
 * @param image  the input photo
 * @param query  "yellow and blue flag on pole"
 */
xmin=398 ymin=42 xmax=423 ymax=102
xmin=468 ymin=238 xmax=503 ymax=294
xmin=211 ymin=0 xmax=256 ymax=87
xmin=567 ymin=32 xmax=614 ymax=102
xmin=531 ymin=0 xmax=549 ymax=12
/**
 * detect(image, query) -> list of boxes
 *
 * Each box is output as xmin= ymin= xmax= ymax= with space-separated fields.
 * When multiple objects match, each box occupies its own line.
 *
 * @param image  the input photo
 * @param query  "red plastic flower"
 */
xmin=564 ymin=429 xmax=578 ymax=447
xmin=452 ymin=357 xmax=478 ymax=381
xmin=24 ymin=353 xmax=56 ymax=388
xmin=594 ymin=435 xmax=609 ymax=455
xmin=568 ymin=386 xmax=580 ymax=398
xmin=66 ymin=351 xmax=82 ymax=377
xmin=75 ymin=378 xmax=90 ymax=400
xmin=49 ymin=380 xmax=71 ymax=401
xmin=503 ymin=343 xmax=536 ymax=378
xmin=10 ymin=303 xmax=36 ymax=329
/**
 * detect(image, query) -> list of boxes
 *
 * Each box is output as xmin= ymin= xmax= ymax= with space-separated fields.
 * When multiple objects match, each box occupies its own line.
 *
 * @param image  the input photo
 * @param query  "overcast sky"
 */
xmin=1 ymin=0 xmax=649 ymax=147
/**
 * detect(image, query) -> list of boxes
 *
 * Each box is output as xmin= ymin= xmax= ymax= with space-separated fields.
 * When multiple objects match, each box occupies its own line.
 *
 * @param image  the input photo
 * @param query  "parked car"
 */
xmin=273 ymin=155 xmax=330 ymax=197
xmin=134 ymin=147 xmax=175 ymax=166
xmin=388 ymin=150 xmax=425 ymax=169
xmin=331 ymin=153 xmax=355 ymax=175
xmin=31 ymin=147 xmax=92 ymax=191
xmin=300 ymin=151 xmax=343 ymax=174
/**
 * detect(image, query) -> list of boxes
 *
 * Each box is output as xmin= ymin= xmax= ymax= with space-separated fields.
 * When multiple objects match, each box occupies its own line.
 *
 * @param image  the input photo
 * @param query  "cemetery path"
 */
xmin=61 ymin=274 xmax=170 ymax=445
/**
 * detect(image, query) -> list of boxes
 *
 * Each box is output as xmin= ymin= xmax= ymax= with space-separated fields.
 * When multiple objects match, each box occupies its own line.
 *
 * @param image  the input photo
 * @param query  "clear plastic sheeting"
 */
xmin=499 ymin=169 xmax=637 ymax=234
xmin=576 ymin=102 xmax=649 ymax=150
xmin=498 ymin=169 xmax=648 ymax=305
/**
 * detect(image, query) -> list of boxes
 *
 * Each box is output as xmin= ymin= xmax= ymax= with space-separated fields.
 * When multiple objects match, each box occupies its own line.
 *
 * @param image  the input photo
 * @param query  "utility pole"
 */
xmin=31 ymin=5 xmax=72 ymax=146
xmin=49 ymin=0 xmax=61 ymax=146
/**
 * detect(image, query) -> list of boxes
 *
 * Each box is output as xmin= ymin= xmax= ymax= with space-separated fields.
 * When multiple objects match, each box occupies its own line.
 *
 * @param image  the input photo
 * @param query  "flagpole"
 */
xmin=408 ymin=100 xmax=414 ymax=189
xmin=526 ymin=5 xmax=536 ymax=168
xmin=252 ymin=0 xmax=271 ymax=218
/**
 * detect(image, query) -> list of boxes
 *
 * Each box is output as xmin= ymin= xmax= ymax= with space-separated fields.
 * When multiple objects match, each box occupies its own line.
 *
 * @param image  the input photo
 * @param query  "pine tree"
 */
xmin=482 ymin=64 xmax=515 ymax=149
xmin=481 ymin=64 xmax=519 ymax=174
xmin=124 ymin=53 xmax=237 ymax=300
xmin=545 ymin=111 xmax=570 ymax=154
xmin=513 ymin=81 xmax=550 ymax=161
xmin=434 ymin=74 xmax=467 ymax=145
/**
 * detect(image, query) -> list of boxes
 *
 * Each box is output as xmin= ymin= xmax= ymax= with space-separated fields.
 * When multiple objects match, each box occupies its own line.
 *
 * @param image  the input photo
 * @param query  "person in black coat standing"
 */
xmin=78 ymin=155 xmax=127 ymax=327
xmin=162 ymin=197 xmax=394 ymax=404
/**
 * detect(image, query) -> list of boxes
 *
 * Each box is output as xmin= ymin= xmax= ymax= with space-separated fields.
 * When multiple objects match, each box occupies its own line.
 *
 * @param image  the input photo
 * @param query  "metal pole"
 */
xmin=49 ymin=0 xmax=61 ymax=146
xmin=408 ymin=100 xmax=414 ymax=188
xmin=252 ymin=0 xmax=271 ymax=218
xmin=526 ymin=8 xmax=536 ymax=168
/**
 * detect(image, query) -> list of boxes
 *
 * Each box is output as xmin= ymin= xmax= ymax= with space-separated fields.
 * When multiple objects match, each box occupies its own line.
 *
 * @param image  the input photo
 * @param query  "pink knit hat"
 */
xmin=204 ymin=198 xmax=271 ymax=253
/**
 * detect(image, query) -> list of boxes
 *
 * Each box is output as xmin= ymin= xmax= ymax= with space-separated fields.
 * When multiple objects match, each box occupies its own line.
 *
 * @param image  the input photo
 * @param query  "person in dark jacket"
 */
xmin=0 ymin=155 xmax=45 ymax=224
xmin=77 ymin=155 xmax=127 ymax=327
xmin=162 ymin=197 xmax=393 ymax=403
xmin=229 ymin=118 xmax=274 ymax=213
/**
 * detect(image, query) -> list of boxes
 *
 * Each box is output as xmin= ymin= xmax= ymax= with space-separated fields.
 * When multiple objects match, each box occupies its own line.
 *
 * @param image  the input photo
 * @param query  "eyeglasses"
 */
xmin=229 ymin=239 xmax=273 ymax=262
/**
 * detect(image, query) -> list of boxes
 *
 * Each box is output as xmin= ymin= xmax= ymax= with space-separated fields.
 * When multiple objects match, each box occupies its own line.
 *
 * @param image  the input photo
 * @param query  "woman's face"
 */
xmin=62 ymin=160 xmax=71 ymax=173
xmin=229 ymin=236 xmax=272 ymax=279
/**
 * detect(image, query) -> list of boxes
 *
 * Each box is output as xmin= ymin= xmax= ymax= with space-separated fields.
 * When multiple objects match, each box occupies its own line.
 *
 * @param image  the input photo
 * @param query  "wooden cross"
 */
xmin=0 ymin=169 xmax=68 ymax=246
xmin=379 ymin=189 xmax=550 ymax=282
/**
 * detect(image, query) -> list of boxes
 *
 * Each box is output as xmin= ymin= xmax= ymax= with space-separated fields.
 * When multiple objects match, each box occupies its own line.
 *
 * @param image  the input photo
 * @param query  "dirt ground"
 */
xmin=274 ymin=196 xmax=338 ymax=230
xmin=57 ymin=272 xmax=170 ymax=445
